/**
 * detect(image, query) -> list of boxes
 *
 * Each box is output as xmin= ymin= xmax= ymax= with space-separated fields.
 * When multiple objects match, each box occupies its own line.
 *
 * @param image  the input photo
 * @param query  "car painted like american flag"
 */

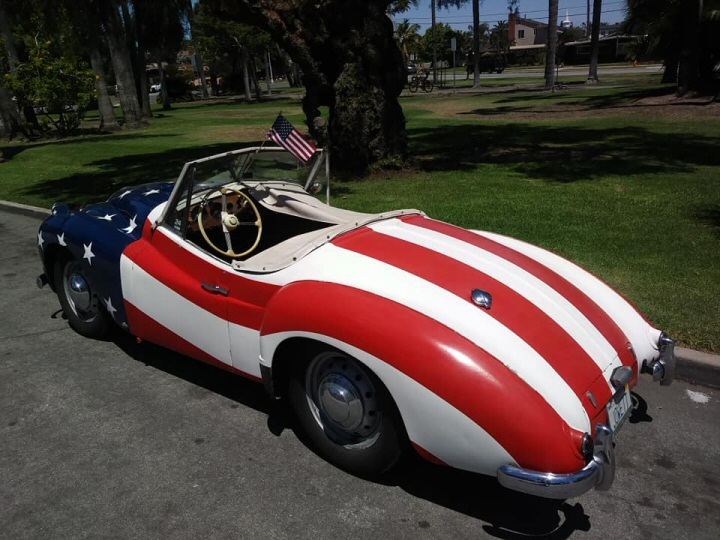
xmin=36 ymin=146 xmax=675 ymax=499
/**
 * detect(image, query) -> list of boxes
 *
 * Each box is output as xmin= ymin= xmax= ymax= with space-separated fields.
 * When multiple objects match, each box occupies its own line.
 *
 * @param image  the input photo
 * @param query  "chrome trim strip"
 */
xmin=497 ymin=424 xmax=614 ymax=499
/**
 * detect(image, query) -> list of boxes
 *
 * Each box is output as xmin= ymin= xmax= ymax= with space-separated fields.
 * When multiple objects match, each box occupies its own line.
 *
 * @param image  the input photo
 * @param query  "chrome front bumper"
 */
xmin=497 ymin=423 xmax=615 ymax=499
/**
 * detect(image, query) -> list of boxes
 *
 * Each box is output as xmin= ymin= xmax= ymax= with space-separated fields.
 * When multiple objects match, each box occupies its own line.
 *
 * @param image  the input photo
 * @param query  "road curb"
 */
xmin=0 ymin=200 xmax=51 ymax=219
xmin=2 ymin=198 xmax=719 ymax=388
xmin=675 ymin=347 xmax=720 ymax=389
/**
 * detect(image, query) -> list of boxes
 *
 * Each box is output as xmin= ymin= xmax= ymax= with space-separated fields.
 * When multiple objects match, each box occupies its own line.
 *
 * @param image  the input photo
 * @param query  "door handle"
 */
xmin=201 ymin=282 xmax=229 ymax=296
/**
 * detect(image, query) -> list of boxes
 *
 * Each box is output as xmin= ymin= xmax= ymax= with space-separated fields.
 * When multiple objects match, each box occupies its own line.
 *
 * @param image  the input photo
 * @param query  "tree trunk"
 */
xmin=587 ymin=0 xmax=602 ymax=83
xmin=472 ymin=0 xmax=480 ymax=88
xmin=89 ymin=47 xmax=121 ymax=132
xmin=545 ymin=0 xmax=559 ymax=88
xmin=0 ymin=85 xmax=23 ymax=139
xmin=242 ymin=49 xmax=252 ymax=101
xmin=102 ymin=0 xmax=142 ymax=128
xmin=136 ymin=41 xmax=152 ymax=118
xmin=676 ymin=0 xmax=701 ymax=96
xmin=0 ymin=0 xmax=18 ymax=69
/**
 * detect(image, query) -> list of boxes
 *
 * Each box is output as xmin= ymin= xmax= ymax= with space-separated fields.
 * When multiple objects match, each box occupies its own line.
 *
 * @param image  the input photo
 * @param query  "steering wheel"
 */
xmin=197 ymin=186 xmax=263 ymax=258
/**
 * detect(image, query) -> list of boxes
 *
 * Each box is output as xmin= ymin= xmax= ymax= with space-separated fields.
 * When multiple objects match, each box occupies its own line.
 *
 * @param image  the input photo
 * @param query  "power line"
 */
xmin=393 ymin=1 xmax=627 ymax=25
xmin=393 ymin=8 xmax=627 ymax=27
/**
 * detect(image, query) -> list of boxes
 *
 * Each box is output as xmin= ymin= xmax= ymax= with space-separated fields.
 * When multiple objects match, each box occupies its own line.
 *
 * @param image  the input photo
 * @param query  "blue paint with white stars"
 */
xmin=37 ymin=182 xmax=175 ymax=329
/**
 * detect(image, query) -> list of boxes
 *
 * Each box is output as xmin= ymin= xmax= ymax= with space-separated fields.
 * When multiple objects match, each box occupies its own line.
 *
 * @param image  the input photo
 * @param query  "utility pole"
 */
xmin=586 ymin=0 xmax=590 ymax=38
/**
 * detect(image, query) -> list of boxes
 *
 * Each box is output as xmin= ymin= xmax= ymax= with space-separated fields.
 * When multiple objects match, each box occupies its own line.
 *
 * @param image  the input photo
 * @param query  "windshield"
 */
xmin=162 ymin=146 xmax=327 ymax=237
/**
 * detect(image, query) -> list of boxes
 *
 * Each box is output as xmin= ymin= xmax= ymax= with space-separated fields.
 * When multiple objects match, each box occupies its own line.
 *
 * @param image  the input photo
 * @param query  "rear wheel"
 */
xmin=423 ymin=79 xmax=434 ymax=93
xmin=288 ymin=348 xmax=404 ymax=476
xmin=54 ymin=252 xmax=109 ymax=338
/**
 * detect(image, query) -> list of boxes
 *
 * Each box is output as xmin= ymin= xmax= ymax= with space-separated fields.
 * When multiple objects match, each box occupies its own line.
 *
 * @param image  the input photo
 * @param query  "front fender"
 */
xmin=259 ymin=280 xmax=587 ymax=476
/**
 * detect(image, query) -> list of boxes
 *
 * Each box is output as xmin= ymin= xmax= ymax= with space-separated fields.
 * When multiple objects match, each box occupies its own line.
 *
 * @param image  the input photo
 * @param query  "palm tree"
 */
xmin=394 ymin=19 xmax=421 ymax=63
xmin=587 ymin=0 xmax=602 ymax=83
xmin=545 ymin=0 xmax=559 ymax=88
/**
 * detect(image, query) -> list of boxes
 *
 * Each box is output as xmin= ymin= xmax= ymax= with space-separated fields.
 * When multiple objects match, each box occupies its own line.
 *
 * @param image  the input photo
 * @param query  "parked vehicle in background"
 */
xmin=466 ymin=53 xmax=507 ymax=78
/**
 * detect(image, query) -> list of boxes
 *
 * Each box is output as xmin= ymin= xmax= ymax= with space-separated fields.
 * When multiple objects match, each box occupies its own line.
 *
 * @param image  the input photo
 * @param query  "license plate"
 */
xmin=606 ymin=386 xmax=633 ymax=432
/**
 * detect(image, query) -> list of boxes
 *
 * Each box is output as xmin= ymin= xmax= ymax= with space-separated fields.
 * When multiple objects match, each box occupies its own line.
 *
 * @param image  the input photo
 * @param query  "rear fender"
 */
xmin=259 ymin=281 xmax=587 ymax=475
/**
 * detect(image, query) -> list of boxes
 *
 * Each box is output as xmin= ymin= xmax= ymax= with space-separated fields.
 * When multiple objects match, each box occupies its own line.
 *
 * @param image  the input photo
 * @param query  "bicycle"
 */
xmin=408 ymin=74 xmax=434 ymax=93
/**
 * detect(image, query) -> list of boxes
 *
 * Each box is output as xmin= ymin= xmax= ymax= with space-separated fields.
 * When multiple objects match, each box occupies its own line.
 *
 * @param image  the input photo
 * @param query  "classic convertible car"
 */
xmin=36 ymin=146 xmax=675 ymax=499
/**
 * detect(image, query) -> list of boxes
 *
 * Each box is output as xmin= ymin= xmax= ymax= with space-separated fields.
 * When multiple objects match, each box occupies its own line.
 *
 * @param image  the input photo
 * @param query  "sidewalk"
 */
xmin=3 ymin=198 xmax=719 ymax=389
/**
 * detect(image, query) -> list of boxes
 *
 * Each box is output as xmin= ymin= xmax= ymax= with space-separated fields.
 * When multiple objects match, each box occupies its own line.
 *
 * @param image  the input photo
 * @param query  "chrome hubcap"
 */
xmin=68 ymin=272 xmax=92 ymax=311
xmin=63 ymin=261 xmax=98 ymax=322
xmin=306 ymin=352 xmax=381 ymax=449
xmin=318 ymin=374 xmax=364 ymax=430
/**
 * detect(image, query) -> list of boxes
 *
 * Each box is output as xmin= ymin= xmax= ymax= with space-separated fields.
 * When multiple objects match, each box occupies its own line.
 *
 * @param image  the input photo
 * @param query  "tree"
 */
xmin=587 ymin=0 xmax=601 ymax=83
xmin=0 ymin=0 xmax=25 ymax=138
xmin=625 ymin=0 xmax=720 ymax=94
xmin=544 ymin=0 xmax=558 ymax=88
xmin=192 ymin=2 xmax=275 ymax=101
xmin=394 ymin=19 xmax=420 ymax=63
xmin=209 ymin=0 xmax=408 ymax=173
xmin=417 ymin=22 xmax=465 ymax=65
xmin=98 ymin=0 xmax=143 ymax=128
xmin=434 ymin=1 xmax=483 ymax=86
xmin=135 ymin=0 xmax=192 ymax=110
xmin=5 ymin=40 xmax=95 ymax=136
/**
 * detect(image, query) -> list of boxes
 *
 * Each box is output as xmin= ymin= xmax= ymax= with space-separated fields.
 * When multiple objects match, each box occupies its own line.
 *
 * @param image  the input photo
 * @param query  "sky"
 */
xmin=391 ymin=0 xmax=628 ymax=32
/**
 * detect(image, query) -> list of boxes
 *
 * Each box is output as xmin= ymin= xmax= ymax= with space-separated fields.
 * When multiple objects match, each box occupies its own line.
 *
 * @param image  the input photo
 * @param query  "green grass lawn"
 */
xmin=2 ymin=76 xmax=719 ymax=353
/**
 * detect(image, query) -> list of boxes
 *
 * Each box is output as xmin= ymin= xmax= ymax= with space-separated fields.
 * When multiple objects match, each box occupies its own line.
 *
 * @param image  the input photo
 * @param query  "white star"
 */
xmin=57 ymin=233 xmax=67 ymax=246
xmin=118 ymin=190 xmax=132 ymax=199
xmin=120 ymin=215 xmax=138 ymax=234
xmin=104 ymin=297 xmax=117 ymax=318
xmin=38 ymin=231 xmax=45 ymax=249
xmin=83 ymin=243 xmax=95 ymax=265
xmin=96 ymin=213 xmax=116 ymax=221
xmin=144 ymin=189 xmax=160 ymax=196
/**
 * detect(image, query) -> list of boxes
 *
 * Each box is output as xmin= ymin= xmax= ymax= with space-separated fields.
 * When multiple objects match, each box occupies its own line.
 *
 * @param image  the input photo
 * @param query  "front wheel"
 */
xmin=288 ymin=349 xmax=404 ymax=476
xmin=408 ymin=77 xmax=419 ymax=93
xmin=54 ymin=252 xmax=109 ymax=338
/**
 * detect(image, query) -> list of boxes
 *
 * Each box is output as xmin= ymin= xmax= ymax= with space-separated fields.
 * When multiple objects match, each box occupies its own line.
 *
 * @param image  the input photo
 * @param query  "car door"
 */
xmin=121 ymin=222 xmax=234 ymax=370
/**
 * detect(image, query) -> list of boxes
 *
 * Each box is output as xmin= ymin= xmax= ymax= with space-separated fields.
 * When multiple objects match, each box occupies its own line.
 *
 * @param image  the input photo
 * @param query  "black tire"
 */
xmin=423 ymin=79 xmax=434 ymax=93
xmin=288 ymin=348 xmax=404 ymax=477
xmin=54 ymin=251 xmax=109 ymax=339
xmin=408 ymin=77 xmax=419 ymax=93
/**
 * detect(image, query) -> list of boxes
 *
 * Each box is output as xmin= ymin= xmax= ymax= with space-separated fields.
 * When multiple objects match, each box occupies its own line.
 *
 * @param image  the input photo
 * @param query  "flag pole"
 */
xmin=325 ymin=149 xmax=330 ymax=205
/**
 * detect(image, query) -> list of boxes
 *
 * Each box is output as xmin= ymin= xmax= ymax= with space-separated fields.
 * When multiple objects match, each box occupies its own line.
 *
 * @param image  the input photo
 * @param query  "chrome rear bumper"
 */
xmin=648 ymin=333 xmax=675 ymax=386
xmin=497 ymin=424 xmax=614 ymax=499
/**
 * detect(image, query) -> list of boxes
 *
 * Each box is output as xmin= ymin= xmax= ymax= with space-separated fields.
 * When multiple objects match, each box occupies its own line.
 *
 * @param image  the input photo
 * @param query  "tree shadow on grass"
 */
xmin=111 ymin=328 xmax=592 ymax=539
xmin=692 ymin=203 xmax=720 ymax=237
xmin=1 ymin=132 xmax=174 ymax=162
xmin=20 ymin=141 xmax=252 ymax=206
xmin=409 ymin=122 xmax=720 ymax=182
xmin=463 ymin=85 xmax=713 ymax=118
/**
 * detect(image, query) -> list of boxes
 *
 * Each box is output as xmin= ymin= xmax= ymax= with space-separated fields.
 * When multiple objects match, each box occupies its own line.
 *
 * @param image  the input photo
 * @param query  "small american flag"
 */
xmin=267 ymin=114 xmax=317 ymax=163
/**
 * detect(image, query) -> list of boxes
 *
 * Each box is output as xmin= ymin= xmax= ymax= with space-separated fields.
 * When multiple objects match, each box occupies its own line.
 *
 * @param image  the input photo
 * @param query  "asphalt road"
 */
xmin=1 ymin=210 xmax=719 ymax=540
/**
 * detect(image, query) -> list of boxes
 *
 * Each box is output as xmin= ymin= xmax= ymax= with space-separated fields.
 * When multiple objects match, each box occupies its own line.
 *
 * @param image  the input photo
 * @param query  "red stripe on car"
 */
xmin=124 ymin=301 xmax=262 ymax=382
xmin=123 ymin=227 xmax=279 ymax=330
xmin=406 ymin=216 xmax=638 ymax=377
xmin=336 ymin=228 xmax=613 ymax=411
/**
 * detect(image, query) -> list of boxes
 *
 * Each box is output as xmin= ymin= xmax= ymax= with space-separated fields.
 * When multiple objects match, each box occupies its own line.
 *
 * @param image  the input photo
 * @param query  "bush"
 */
xmin=4 ymin=41 xmax=94 ymax=136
